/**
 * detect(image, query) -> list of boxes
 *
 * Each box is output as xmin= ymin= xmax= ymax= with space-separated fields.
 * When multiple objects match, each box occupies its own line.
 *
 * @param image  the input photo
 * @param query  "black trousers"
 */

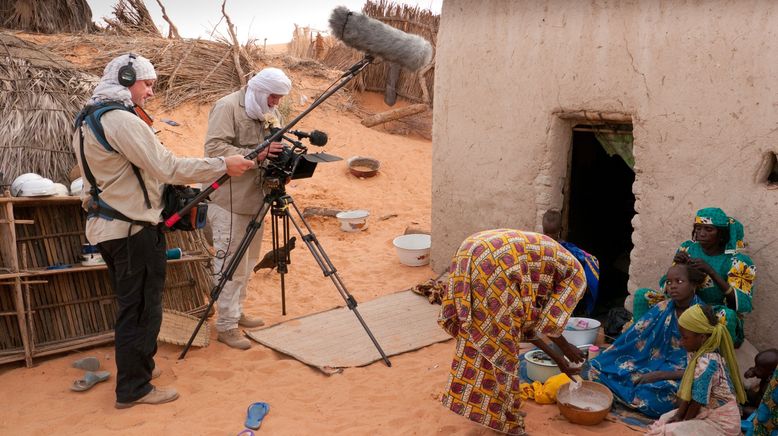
xmin=98 ymin=226 xmax=167 ymax=403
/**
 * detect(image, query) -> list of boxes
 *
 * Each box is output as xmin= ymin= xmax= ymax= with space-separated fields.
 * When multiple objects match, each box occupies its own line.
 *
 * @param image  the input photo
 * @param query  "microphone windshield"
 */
xmin=309 ymin=130 xmax=328 ymax=146
xmin=329 ymin=6 xmax=433 ymax=72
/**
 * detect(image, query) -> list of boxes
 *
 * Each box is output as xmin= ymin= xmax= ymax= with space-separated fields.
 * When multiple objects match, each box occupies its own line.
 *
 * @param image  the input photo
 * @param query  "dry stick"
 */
xmin=361 ymin=103 xmax=429 ymax=128
xmin=221 ymin=0 xmax=246 ymax=86
xmin=166 ymin=40 xmax=196 ymax=95
xmin=417 ymin=52 xmax=435 ymax=105
xmin=155 ymin=0 xmax=181 ymax=39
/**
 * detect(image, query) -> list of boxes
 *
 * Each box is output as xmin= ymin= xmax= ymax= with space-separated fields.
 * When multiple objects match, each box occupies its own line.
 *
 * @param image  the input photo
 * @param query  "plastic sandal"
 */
xmin=245 ymin=402 xmax=269 ymax=430
xmin=72 ymin=356 xmax=100 ymax=371
xmin=71 ymin=370 xmax=110 ymax=392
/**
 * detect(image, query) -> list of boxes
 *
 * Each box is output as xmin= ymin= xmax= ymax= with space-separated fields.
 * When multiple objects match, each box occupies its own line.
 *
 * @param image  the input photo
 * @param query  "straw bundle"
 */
xmin=101 ymin=0 xmax=162 ymax=38
xmin=158 ymin=309 xmax=210 ymax=347
xmin=0 ymin=32 xmax=96 ymax=185
xmin=0 ymin=0 xmax=96 ymax=33
xmin=43 ymin=34 xmax=260 ymax=109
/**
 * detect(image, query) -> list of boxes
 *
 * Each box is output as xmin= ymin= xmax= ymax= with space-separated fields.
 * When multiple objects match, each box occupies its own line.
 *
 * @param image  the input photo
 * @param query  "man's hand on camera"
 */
xmin=257 ymin=142 xmax=284 ymax=162
xmin=224 ymin=155 xmax=255 ymax=176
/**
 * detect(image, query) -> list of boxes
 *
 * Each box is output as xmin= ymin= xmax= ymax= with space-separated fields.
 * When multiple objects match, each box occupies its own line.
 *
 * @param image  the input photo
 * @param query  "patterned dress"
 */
xmin=633 ymin=240 xmax=756 ymax=345
xmin=438 ymin=229 xmax=586 ymax=435
xmin=647 ymin=352 xmax=741 ymax=435
xmin=751 ymin=367 xmax=778 ymax=435
xmin=586 ymin=296 xmax=702 ymax=418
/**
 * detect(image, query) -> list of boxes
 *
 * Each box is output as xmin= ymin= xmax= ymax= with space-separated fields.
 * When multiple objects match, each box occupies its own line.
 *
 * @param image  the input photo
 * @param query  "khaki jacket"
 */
xmin=204 ymin=88 xmax=281 ymax=215
xmin=73 ymin=109 xmax=226 ymax=244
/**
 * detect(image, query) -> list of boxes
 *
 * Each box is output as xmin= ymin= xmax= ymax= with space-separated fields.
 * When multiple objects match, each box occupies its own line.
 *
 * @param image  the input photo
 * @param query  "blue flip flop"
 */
xmin=245 ymin=402 xmax=269 ymax=430
xmin=72 ymin=356 xmax=100 ymax=371
xmin=71 ymin=370 xmax=110 ymax=392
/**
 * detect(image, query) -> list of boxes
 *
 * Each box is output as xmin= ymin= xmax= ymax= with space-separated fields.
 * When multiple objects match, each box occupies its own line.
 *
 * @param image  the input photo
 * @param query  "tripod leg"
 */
xmin=179 ymin=199 xmax=273 ymax=360
xmin=281 ymin=196 xmax=392 ymax=367
xmin=271 ymin=198 xmax=291 ymax=315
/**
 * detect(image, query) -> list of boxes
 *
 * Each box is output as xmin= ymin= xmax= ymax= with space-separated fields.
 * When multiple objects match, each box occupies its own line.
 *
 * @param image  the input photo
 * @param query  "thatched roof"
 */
xmin=0 ymin=32 xmax=96 ymax=186
xmin=0 ymin=0 xmax=95 ymax=33
xmin=43 ymin=34 xmax=259 ymax=108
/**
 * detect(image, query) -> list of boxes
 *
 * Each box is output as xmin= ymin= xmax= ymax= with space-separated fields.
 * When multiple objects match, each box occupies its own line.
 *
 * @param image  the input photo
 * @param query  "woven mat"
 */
xmin=158 ymin=309 xmax=210 ymax=347
xmin=246 ymin=290 xmax=450 ymax=373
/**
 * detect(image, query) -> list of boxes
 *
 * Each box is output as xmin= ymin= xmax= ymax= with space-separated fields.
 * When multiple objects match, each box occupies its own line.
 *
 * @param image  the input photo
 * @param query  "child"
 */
xmin=741 ymin=349 xmax=778 ymax=435
xmin=541 ymin=209 xmax=600 ymax=315
xmin=586 ymin=260 xmax=705 ymax=418
xmin=744 ymin=349 xmax=778 ymax=417
xmin=647 ymin=304 xmax=746 ymax=435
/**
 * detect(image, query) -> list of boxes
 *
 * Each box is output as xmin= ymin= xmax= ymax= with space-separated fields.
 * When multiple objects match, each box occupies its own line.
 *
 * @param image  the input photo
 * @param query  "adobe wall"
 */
xmin=432 ymin=0 xmax=778 ymax=349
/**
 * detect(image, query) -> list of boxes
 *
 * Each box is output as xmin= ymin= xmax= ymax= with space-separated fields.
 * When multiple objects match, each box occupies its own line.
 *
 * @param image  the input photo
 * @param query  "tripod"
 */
xmin=179 ymin=182 xmax=392 ymax=367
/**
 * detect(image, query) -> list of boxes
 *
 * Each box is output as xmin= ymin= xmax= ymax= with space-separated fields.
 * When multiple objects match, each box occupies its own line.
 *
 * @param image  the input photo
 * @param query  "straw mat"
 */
xmin=246 ymin=290 xmax=450 ymax=373
xmin=158 ymin=309 xmax=210 ymax=347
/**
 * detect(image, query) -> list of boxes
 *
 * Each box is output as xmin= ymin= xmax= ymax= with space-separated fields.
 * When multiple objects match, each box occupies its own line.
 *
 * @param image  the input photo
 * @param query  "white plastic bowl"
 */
xmin=561 ymin=317 xmax=602 ymax=346
xmin=51 ymin=183 xmax=69 ymax=196
xmin=336 ymin=210 xmax=369 ymax=232
xmin=524 ymin=345 xmax=591 ymax=383
xmin=392 ymin=234 xmax=431 ymax=266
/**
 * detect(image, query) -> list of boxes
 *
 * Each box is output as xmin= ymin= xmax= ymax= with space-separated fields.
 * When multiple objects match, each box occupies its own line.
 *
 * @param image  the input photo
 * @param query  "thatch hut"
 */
xmin=0 ymin=32 xmax=96 ymax=186
xmin=0 ymin=0 xmax=95 ymax=33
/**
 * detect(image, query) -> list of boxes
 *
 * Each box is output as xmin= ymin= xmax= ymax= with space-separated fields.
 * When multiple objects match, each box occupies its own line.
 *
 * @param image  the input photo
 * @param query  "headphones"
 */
xmin=118 ymin=53 xmax=137 ymax=87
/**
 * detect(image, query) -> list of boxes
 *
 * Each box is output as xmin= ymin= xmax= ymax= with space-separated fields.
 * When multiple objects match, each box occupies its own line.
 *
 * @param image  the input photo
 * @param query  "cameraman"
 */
xmin=73 ymin=53 xmax=255 ymax=408
xmin=204 ymin=67 xmax=291 ymax=350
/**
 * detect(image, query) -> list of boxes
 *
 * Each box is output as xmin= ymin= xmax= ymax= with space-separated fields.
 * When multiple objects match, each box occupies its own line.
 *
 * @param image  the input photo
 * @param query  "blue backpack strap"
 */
xmin=75 ymin=101 xmax=153 ymax=220
xmin=76 ymin=101 xmax=130 ymax=152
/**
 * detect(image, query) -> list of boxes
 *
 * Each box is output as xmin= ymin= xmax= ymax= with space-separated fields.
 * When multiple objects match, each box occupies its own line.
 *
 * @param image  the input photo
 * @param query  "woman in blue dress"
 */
xmin=586 ymin=260 xmax=706 ymax=418
xmin=632 ymin=207 xmax=756 ymax=346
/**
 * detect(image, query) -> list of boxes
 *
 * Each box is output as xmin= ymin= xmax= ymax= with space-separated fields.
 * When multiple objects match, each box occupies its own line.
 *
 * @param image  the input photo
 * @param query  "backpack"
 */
xmin=75 ymin=102 xmax=206 ymax=231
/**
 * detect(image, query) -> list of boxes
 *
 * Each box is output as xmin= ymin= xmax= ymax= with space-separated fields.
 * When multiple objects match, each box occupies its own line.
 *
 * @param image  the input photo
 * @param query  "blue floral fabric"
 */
xmin=585 ymin=296 xmax=702 ymax=418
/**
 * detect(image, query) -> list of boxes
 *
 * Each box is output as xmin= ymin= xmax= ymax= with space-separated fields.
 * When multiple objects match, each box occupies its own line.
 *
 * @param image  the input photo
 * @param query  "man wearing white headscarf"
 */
xmin=73 ymin=53 xmax=255 ymax=408
xmin=204 ymin=67 xmax=292 ymax=350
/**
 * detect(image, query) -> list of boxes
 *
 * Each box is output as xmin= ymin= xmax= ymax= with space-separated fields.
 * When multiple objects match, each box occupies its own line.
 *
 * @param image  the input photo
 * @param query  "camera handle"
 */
xmin=163 ymin=55 xmax=374 ymax=230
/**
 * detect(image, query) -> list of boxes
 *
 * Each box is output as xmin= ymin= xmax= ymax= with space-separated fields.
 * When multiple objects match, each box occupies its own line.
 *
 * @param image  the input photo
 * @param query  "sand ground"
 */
xmin=0 ymin=61 xmax=640 ymax=436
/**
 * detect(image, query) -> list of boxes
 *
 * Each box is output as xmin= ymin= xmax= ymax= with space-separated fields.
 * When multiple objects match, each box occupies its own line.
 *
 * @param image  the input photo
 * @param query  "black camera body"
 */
xmin=263 ymin=128 xmax=332 ymax=187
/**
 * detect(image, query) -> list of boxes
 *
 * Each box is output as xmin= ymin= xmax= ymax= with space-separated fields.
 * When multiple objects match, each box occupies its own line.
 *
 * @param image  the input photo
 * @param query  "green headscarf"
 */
xmin=677 ymin=304 xmax=746 ymax=404
xmin=694 ymin=207 xmax=745 ymax=253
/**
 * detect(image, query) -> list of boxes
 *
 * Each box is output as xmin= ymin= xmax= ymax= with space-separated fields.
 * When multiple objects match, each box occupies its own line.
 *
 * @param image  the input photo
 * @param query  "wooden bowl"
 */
xmin=347 ymin=156 xmax=380 ymax=178
xmin=556 ymin=381 xmax=613 ymax=426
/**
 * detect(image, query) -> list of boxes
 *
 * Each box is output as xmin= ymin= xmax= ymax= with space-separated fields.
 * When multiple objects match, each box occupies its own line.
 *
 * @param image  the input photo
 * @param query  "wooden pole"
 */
xmin=361 ymin=104 xmax=428 ymax=128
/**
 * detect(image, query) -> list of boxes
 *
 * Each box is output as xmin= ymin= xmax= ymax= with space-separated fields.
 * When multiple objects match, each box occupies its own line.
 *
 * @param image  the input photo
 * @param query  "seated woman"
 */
xmin=585 ymin=260 xmax=705 ymax=418
xmin=438 ymin=229 xmax=587 ymax=435
xmin=633 ymin=207 xmax=756 ymax=346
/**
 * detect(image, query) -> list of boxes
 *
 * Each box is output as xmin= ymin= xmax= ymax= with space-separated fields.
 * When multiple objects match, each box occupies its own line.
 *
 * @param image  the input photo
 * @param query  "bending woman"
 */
xmin=633 ymin=207 xmax=756 ymax=345
xmin=438 ymin=229 xmax=587 ymax=435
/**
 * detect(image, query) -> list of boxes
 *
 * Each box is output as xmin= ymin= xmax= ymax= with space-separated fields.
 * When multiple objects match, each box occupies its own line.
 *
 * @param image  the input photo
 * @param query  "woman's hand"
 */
xmin=673 ymin=251 xmax=690 ymax=264
xmin=557 ymin=359 xmax=583 ymax=378
xmin=634 ymin=371 xmax=667 ymax=385
xmin=549 ymin=335 xmax=586 ymax=364
xmin=688 ymin=257 xmax=714 ymax=275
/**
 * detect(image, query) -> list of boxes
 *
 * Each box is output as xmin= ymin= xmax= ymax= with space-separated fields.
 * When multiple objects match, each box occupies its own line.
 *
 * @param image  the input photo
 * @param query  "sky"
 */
xmin=86 ymin=0 xmax=442 ymax=44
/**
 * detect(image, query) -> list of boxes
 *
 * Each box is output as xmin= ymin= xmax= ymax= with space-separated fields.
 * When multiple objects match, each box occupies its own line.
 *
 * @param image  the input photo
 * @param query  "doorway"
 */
xmin=564 ymin=124 xmax=635 ymax=319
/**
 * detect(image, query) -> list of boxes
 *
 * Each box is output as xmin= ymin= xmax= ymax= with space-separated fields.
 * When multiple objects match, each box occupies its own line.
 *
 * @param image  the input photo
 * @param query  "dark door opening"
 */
xmin=565 ymin=125 xmax=635 ymax=320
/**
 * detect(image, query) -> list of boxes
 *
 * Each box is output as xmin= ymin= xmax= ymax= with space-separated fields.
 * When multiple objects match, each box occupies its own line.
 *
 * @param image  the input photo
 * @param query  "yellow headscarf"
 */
xmin=677 ymin=304 xmax=745 ymax=404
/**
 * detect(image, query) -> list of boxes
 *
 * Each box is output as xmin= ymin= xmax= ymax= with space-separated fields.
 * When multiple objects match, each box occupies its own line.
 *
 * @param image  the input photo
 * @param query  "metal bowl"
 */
xmin=347 ymin=156 xmax=380 ymax=178
xmin=556 ymin=381 xmax=613 ymax=425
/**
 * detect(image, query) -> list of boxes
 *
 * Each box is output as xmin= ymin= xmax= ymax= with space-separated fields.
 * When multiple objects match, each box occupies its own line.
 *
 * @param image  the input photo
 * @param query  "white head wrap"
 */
xmin=245 ymin=68 xmax=292 ymax=120
xmin=89 ymin=53 xmax=157 ymax=106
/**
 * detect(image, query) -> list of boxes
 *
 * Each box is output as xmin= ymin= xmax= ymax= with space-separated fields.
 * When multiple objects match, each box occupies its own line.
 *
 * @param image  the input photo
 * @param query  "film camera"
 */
xmin=263 ymin=128 xmax=341 ymax=189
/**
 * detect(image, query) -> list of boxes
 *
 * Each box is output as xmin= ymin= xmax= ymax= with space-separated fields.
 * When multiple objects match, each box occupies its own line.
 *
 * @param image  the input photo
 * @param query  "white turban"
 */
xmin=245 ymin=67 xmax=292 ymax=120
xmin=89 ymin=53 xmax=157 ymax=106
